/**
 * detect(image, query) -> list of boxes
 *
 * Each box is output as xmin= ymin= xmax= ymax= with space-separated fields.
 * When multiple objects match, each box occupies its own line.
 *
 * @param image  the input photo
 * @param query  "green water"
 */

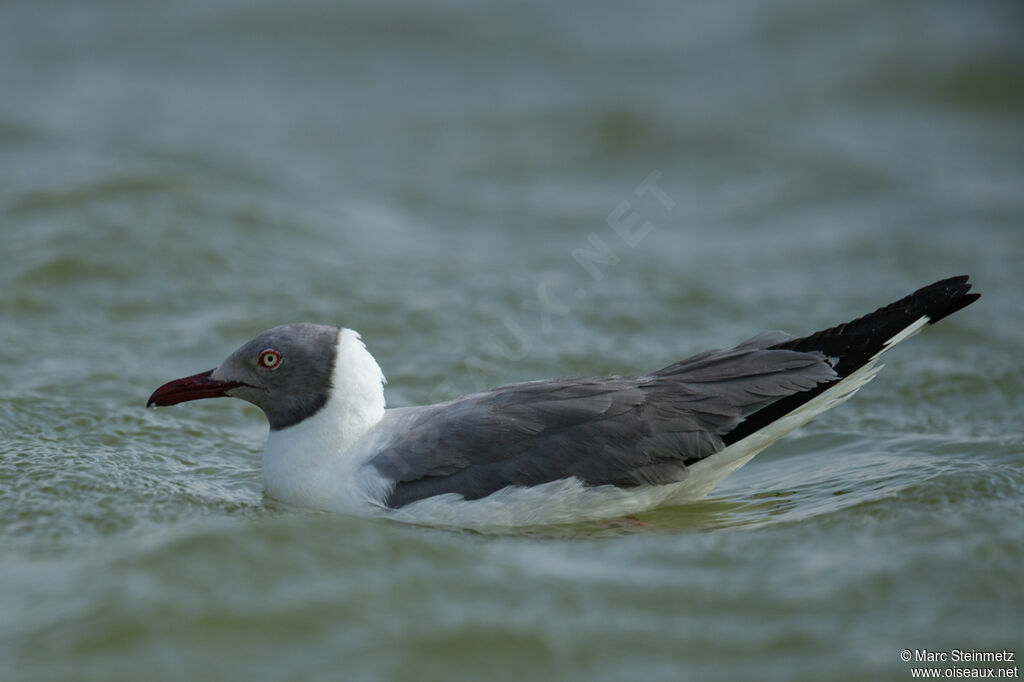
xmin=2 ymin=1 xmax=1022 ymax=680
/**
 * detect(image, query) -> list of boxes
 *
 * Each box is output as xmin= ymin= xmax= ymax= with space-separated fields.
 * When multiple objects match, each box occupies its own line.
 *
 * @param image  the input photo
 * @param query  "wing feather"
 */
xmin=371 ymin=342 xmax=836 ymax=508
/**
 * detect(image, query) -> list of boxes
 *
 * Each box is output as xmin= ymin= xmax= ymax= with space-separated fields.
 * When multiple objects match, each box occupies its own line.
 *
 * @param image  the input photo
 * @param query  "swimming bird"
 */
xmin=147 ymin=276 xmax=978 ymax=528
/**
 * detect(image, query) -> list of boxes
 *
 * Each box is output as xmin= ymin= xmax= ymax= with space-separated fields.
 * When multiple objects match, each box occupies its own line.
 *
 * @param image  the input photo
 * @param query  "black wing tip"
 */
xmin=920 ymin=275 xmax=980 ymax=325
xmin=874 ymin=274 xmax=980 ymax=327
xmin=721 ymin=275 xmax=979 ymax=447
xmin=768 ymin=274 xmax=980 ymax=373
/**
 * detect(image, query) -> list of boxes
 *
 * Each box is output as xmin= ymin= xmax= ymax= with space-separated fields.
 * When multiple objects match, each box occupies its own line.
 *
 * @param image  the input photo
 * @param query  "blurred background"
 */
xmin=1 ymin=1 xmax=1022 ymax=681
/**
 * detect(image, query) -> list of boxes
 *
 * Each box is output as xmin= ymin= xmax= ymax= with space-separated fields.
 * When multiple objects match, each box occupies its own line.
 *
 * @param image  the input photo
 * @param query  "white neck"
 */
xmin=261 ymin=328 xmax=387 ymax=510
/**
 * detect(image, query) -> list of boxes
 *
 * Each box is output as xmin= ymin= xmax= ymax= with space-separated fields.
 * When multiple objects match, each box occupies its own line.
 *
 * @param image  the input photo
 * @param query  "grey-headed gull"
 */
xmin=147 ymin=276 xmax=979 ymax=528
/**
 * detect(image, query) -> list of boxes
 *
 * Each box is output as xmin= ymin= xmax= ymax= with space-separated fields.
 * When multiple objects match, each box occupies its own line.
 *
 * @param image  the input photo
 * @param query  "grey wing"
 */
xmin=371 ymin=336 xmax=835 ymax=508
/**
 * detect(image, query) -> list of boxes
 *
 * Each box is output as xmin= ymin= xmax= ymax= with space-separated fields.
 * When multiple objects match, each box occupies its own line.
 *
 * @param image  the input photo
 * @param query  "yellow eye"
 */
xmin=259 ymin=350 xmax=282 ymax=369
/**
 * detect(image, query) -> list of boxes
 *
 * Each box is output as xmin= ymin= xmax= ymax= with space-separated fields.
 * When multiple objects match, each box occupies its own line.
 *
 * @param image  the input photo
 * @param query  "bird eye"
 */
xmin=259 ymin=350 xmax=282 ymax=369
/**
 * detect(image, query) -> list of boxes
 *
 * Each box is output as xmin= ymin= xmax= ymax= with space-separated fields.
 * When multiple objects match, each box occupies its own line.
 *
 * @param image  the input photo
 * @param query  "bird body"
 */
xmin=148 ymin=276 xmax=979 ymax=528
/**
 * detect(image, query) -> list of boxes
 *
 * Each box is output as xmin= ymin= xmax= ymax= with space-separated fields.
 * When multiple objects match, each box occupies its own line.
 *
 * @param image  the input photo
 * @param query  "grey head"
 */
xmin=147 ymin=323 xmax=341 ymax=430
